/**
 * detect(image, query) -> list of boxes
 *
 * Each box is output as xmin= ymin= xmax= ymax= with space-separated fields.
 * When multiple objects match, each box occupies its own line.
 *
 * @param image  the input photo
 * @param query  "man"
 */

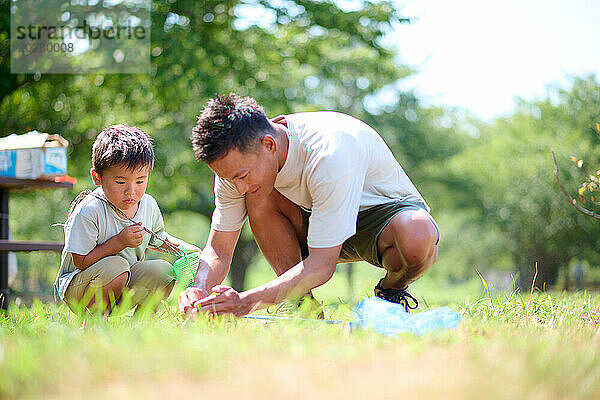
xmin=179 ymin=94 xmax=439 ymax=317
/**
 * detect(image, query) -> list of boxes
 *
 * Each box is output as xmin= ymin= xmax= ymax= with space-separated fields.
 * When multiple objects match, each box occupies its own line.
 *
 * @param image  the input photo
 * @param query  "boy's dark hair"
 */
xmin=191 ymin=93 xmax=275 ymax=163
xmin=92 ymin=125 xmax=154 ymax=175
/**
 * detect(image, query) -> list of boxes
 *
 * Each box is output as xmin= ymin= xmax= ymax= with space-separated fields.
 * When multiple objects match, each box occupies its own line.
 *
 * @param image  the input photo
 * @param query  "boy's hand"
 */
xmin=117 ymin=222 xmax=145 ymax=248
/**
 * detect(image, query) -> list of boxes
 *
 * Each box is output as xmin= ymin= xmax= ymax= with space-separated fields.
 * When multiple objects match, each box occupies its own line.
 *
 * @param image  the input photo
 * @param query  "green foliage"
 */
xmin=570 ymin=122 xmax=600 ymax=204
xmin=0 ymin=0 xmax=434 ymax=291
xmin=0 ymin=0 xmax=412 ymax=215
xmin=437 ymin=75 xmax=600 ymax=288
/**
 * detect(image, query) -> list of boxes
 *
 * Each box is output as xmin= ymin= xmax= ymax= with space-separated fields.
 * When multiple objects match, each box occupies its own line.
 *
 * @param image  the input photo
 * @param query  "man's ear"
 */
xmin=90 ymin=168 xmax=102 ymax=186
xmin=261 ymin=135 xmax=277 ymax=153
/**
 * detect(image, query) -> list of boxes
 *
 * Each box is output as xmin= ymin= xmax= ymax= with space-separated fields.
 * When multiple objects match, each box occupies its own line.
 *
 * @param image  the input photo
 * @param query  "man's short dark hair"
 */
xmin=191 ymin=93 xmax=275 ymax=163
xmin=92 ymin=125 xmax=154 ymax=175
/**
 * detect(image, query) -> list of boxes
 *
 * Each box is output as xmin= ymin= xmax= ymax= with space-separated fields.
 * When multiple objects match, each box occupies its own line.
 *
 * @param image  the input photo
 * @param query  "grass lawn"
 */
xmin=1 ymin=265 xmax=599 ymax=399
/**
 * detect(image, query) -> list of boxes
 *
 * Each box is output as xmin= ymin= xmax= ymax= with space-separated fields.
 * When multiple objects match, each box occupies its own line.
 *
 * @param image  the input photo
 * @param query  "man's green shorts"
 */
xmin=301 ymin=197 xmax=439 ymax=268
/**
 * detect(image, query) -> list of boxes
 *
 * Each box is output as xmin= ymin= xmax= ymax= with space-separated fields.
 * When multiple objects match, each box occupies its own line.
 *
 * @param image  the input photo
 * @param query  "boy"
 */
xmin=54 ymin=125 xmax=200 ymax=312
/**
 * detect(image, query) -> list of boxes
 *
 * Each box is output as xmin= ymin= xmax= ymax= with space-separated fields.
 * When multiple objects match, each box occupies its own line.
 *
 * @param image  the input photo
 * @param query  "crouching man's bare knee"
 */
xmin=379 ymin=210 xmax=439 ymax=285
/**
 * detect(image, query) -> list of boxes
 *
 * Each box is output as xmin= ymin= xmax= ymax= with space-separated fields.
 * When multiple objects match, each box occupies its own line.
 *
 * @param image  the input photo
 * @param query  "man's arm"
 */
xmin=195 ymin=245 xmax=341 ymax=317
xmin=178 ymin=228 xmax=240 ymax=314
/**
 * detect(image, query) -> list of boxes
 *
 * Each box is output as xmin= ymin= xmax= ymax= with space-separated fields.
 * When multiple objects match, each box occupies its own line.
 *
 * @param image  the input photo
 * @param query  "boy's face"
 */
xmin=208 ymin=136 xmax=278 ymax=197
xmin=91 ymin=163 xmax=151 ymax=215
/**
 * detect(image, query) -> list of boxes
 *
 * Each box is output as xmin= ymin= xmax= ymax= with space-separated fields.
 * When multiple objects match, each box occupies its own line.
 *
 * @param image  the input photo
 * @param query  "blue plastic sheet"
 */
xmin=351 ymin=297 xmax=461 ymax=336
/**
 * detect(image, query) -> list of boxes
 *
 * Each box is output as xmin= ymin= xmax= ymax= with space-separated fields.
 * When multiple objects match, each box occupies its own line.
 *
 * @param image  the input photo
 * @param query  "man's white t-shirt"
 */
xmin=53 ymin=187 xmax=168 ymax=300
xmin=211 ymin=111 xmax=428 ymax=248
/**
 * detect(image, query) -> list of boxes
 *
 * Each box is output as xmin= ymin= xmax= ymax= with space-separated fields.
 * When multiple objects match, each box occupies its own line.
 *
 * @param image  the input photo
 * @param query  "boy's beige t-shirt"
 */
xmin=211 ymin=111 xmax=428 ymax=248
xmin=53 ymin=188 xmax=168 ymax=300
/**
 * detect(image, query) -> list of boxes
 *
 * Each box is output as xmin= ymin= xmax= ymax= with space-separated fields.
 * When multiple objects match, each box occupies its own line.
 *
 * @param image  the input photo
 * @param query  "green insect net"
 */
xmin=173 ymin=251 xmax=201 ymax=288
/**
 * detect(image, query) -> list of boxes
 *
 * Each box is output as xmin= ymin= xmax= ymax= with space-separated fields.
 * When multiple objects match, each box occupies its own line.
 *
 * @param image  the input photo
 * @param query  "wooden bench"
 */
xmin=0 ymin=178 xmax=72 ymax=309
xmin=0 ymin=240 xmax=64 ymax=252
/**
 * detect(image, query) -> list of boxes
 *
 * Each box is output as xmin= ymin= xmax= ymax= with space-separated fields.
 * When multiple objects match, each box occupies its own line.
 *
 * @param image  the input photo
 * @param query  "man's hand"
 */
xmin=194 ymin=285 xmax=250 ymax=317
xmin=179 ymin=287 xmax=209 ymax=317
xmin=117 ymin=222 xmax=145 ymax=248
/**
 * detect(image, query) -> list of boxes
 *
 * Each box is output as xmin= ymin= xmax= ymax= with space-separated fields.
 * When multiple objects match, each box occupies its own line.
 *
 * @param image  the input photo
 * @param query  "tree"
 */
xmin=439 ymin=75 xmax=600 ymax=289
xmin=553 ymin=123 xmax=600 ymax=220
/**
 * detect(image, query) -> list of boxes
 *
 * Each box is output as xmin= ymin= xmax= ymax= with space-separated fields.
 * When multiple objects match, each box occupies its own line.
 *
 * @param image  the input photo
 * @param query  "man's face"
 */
xmin=208 ymin=137 xmax=279 ymax=197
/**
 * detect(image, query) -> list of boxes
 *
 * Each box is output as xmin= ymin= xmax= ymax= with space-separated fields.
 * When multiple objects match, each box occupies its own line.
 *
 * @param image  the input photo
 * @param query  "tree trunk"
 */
xmin=228 ymin=236 xmax=258 ymax=291
xmin=517 ymin=248 xmax=564 ymax=291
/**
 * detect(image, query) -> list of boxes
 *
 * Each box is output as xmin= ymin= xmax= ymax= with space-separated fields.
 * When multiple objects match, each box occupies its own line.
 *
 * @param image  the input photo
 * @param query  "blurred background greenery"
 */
xmin=1 ymin=0 xmax=599 ymax=304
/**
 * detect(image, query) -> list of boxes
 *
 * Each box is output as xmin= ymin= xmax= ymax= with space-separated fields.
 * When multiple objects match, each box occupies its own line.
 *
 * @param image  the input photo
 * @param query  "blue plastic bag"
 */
xmin=351 ymin=297 xmax=460 ymax=336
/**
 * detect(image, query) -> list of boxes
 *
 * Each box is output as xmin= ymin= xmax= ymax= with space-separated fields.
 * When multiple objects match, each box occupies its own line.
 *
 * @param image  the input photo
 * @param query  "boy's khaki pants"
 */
xmin=64 ymin=256 xmax=175 ymax=308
